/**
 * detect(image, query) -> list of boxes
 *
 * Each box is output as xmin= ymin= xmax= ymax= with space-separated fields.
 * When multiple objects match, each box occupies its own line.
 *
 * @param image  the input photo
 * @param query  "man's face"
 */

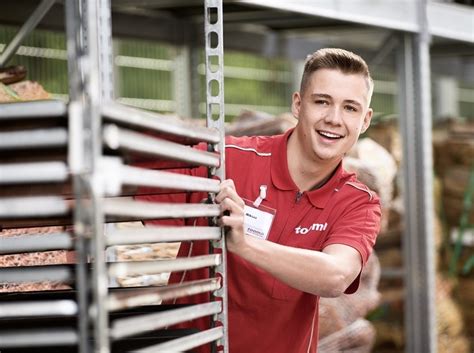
xmin=291 ymin=68 xmax=373 ymax=164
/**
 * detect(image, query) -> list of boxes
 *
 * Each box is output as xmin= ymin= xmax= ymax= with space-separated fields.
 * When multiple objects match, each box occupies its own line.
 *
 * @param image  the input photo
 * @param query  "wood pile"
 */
xmin=433 ymin=120 xmax=474 ymax=227
xmin=369 ymin=117 xmax=473 ymax=352
xmin=433 ymin=119 xmax=474 ymax=350
xmin=0 ymin=65 xmax=51 ymax=103
xmin=372 ymin=276 xmax=471 ymax=353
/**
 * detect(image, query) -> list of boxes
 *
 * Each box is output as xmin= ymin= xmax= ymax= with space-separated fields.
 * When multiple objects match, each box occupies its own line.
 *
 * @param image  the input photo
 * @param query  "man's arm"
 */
xmin=216 ymin=179 xmax=363 ymax=298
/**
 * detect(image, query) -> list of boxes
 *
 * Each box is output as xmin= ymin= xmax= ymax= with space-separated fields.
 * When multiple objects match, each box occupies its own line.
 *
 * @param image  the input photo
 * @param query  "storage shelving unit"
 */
xmin=0 ymin=0 xmax=228 ymax=352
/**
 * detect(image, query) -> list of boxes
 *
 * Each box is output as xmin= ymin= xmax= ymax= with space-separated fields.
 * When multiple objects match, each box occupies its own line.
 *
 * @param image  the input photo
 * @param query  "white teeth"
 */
xmin=319 ymin=131 xmax=341 ymax=139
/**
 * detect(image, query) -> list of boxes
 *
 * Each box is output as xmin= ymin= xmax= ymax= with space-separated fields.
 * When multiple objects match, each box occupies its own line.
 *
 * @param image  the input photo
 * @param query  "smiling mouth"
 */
xmin=317 ymin=130 xmax=343 ymax=139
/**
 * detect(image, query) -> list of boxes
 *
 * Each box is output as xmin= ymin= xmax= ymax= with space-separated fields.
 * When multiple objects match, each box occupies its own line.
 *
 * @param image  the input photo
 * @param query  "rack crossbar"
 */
xmin=107 ymin=226 xmax=221 ymax=245
xmin=0 ymin=300 xmax=77 ymax=318
xmin=0 ymin=232 xmax=73 ymax=254
xmin=108 ymin=254 xmax=221 ymax=279
xmin=136 ymin=327 xmax=223 ymax=353
xmin=103 ymin=198 xmax=220 ymax=219
xmin=0 ymin=128 xmax=68 ymax=150
xmin=0 ymin=100 xmax=67 ymax=119
xmin=119 ymin=164 xmax=220 ymax=193
xmin=0 ymin=161 xmax=68 ymax=184
xmin=102 ymin=101 xmax=220 ymax=143
xmin=108 ymin=278 xmax=221 ymax=312
xmin=111 ymin=301 xmax=222 ymax=339
xmin=0 ymin=328 xmax=78 ymax=348
xmin=0 ymin=196 xmax=69 ymax=218
xmin=0 ymin=265 xmax=72 ymax=283
xmin=103 ymin=124 xmax=219 ymax=167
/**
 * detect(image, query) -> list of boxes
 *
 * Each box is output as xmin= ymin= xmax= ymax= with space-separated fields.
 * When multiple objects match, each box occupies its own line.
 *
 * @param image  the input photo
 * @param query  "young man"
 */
xmin=141 ymin=48 xmax=381 ymax=353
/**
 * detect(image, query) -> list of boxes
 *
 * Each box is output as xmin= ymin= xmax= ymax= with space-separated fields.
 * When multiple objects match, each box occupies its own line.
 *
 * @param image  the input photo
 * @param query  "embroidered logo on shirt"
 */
xmin=295 ymin=223 xmax=328 ymax=235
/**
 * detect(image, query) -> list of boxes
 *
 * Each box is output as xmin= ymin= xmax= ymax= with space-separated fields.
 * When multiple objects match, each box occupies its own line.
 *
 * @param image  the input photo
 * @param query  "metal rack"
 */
xmin=0 ymin=0 xmax=228 ymax=352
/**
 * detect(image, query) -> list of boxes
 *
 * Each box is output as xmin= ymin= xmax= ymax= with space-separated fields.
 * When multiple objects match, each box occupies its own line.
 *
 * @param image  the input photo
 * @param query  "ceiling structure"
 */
xmin=0 ymin=0 xmax=473 ymax=80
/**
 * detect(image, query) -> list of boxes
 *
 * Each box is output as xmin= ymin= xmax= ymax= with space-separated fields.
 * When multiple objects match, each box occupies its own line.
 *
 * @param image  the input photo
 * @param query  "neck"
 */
xmin=287 ymin=129 xmax=341 ymax=191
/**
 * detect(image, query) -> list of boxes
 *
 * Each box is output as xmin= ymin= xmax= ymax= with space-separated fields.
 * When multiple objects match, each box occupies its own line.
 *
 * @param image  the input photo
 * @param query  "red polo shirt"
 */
xmin=138 ymin=128 xmax=381 ymax=353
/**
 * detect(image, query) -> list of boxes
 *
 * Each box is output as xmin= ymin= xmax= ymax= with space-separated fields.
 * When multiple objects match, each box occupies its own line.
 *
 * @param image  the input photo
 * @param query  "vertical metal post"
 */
xmin=174 ymin=45 xmax=193 ymax=118
xmin=397 ymin=0 xmax=437 ymax=351
xmin=204 ymin=0 xmax=228 ymax=352
xmin=65 ymin=1 xmax=90 ymax=352
xmin=85 ymin=0 xmax=109 ymax=351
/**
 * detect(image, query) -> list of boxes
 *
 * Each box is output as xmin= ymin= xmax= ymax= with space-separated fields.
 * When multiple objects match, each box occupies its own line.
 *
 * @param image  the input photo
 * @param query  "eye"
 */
xmin=345 ymin=105 xmax=358 ymax=112
xmin=315 ymin=100 xmax=329 ymax=105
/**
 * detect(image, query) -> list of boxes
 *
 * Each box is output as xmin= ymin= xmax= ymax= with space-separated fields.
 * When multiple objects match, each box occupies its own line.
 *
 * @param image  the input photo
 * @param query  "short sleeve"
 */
xmin=322 ymin=194 xmax=381 ymax=294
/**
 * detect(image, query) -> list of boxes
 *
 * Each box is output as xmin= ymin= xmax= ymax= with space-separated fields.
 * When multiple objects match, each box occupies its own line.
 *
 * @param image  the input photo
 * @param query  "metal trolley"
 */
xmin=0 ymin=0 xmax=228 ymax=352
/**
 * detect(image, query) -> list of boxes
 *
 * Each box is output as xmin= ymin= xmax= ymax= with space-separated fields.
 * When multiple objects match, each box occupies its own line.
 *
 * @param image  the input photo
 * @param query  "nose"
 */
xmin=323 ymin=106 xmax=343 ymax=125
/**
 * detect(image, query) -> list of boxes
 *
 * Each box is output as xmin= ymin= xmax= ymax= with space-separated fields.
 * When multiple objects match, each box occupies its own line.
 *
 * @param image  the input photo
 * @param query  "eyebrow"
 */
xmin=310 ymin=94 xmax=363 ymax=108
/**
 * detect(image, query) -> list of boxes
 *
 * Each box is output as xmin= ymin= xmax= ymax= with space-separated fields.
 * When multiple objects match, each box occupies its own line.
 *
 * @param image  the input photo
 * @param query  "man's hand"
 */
xmin=215 ymin=179 xmax=246 ymax=253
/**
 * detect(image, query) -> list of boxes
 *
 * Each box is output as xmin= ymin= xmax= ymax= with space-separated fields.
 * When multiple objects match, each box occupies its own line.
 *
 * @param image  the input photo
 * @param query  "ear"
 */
xmin=291 ymin=91 xmax=302 ymax=119
xmin=360 ymin=108 xmax=373 ymax=134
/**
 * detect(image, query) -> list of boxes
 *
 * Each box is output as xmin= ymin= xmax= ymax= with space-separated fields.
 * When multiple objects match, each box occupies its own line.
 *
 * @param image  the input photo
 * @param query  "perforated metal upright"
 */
xmin=205 ymin=1 xmax=229 ymax=351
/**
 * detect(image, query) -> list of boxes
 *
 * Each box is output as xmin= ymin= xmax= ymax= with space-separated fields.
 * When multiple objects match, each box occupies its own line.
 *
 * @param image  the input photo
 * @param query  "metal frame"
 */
xmin=204 ymin=1 xmax=229 ymax=352
xmin=0 ymin=0 xmax=56 ymax=67
xmin=397 ymin=1 xmax=437 ymax=351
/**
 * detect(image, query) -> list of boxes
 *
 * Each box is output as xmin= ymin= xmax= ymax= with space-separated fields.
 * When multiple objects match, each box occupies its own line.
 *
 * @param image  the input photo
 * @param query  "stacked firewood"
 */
xmin=433 ymin=119 xmax=474 ymax=350
xmin=366 ymin=117 xmax=472 ymax=353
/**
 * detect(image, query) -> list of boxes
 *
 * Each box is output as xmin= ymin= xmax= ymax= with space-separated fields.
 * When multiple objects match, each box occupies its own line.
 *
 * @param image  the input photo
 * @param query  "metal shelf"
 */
xmin=102 ymin=101 xmax=220 ymax=144
xmin=103 ymin=124 xmax=220 ymax=167
xmin=0 ymin=100 xmax=67 ymax=119
xmin=0 ymin=232 xmax=73 ymax=254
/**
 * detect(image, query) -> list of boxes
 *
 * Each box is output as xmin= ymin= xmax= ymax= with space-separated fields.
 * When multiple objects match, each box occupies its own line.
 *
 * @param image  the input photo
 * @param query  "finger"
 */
xmin=218 ymin=214 xmax=243 ymax=228
xmin=216 ymin=181 xmax=245 ymax=209
xmin=220 ymin=197 xmax=244 ymax=216
xmin=215 ymin=179 xmax=236 ymax=203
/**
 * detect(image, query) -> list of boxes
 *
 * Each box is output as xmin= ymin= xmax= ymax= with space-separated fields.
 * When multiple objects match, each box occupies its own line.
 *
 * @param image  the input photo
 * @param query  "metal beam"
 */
xmin=0 ymin=232 xmax=73 ymax=254
xmin=0 ymin=329 xmax=78 ymax=348
xmin=111 ymin=302 xmax=222 ymax=339
xmin=102 ymin=125 xmax=220 ymax=167
xmin=0 ymin=265 xmax=72 ymax=283
xmin=103 ymin=198 xmax=220 ymax=219
xmin=136 ymin=327 xmax=223 ymax=353
xmin=0 ymin=300 xmax=77 ymax=318
xmin=0 ymin=161 xmax=68 ymax=184
xmin=101 ymin=101 xmax=220 ymax=143
xmin=0 ymin=100 xmax=67 ymax=119
xmin=107 ymin=225 xmax=221 ymax=245
xmin=0 ymin=0 xmax=56 ymax=67
xmin=0 ymin=128 xmax=67 ymax=150
xmin=397 ymin=25 xmax=437 ymax=353
xmin=108 ymin=254 xmax=221 ymax=278
xmin=232 ymin=0 xmax=474 ymax=43
xmin=0 ymin=196 xmax=69 ymax=218
xmin=108 ymin=278 xmax=221 ymax=311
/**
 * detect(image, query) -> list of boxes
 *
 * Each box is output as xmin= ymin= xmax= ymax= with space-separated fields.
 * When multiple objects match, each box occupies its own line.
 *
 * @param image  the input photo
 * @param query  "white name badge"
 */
xmin=243 ymin=199 xmax=276 ymax=240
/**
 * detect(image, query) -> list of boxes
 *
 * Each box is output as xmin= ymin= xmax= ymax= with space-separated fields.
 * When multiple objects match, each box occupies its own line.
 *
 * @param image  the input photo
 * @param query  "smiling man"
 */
xmin=215 ymin=48 xmax=381 ymax=353
xmin=140 ymin=48 xmax=381 ymax=353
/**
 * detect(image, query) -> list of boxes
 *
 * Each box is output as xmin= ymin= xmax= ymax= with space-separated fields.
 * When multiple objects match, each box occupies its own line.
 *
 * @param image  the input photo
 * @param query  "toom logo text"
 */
xmin=294 ymin=223 xmax=328 ymax=235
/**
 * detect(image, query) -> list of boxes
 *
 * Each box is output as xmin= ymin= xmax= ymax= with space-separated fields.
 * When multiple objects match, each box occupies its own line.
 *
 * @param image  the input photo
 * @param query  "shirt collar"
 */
xmin=270 ymin=128 xmax=353 ymax=209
